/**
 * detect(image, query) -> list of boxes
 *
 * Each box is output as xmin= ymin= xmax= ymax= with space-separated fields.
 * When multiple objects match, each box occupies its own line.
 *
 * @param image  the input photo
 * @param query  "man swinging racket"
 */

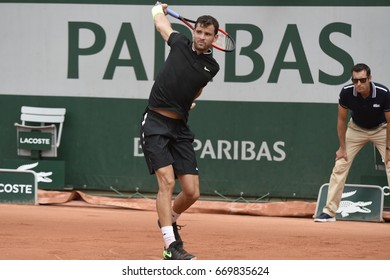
xmin=140 ymin=2 xmax=220 ymax=259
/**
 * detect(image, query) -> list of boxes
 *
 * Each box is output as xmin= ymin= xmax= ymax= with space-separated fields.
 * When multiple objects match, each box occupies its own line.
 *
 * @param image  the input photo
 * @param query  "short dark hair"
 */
xmin=352 ymin=63 xmax=371 ymax=76
xmin=195 ymin=15 xmax=219 ymax=35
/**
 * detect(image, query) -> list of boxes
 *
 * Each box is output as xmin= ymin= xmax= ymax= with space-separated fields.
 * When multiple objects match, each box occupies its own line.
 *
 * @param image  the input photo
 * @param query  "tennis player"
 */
xmin=140 ymin=2 xmax=220 ymax=259
xmin=315 ymin=63 xmax=390 ymax=222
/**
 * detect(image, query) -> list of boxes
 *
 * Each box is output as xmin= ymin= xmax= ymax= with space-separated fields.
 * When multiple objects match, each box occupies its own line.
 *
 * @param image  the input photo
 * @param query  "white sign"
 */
xmin=1 ymin=4 xmax=389 ymax=104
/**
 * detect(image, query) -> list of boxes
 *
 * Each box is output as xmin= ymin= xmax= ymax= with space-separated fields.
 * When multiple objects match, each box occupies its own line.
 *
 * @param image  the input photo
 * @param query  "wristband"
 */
xmin=151 ymin=5 xmax=164 ymax=19
xmin=386 ymin=147 xmax=390 ymax=151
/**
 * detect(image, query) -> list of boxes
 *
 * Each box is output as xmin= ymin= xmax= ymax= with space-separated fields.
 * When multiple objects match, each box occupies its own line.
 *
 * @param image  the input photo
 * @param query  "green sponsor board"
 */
xmin=18 ymin=131 xmax=52 ymax=150
xmin=2 ymin=159 xmax=65 ymax=190
xmin=315 ymin=184 xmax=384 ymax=222
xmin=2 ymin=95 xmax=390 ymax=205
xmin=0 ymin=169 xmax=37 ymax=205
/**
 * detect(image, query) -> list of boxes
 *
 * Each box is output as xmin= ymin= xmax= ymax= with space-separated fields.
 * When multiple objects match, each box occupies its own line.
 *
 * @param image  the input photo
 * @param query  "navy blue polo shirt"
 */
xmin=148 ymin=32 xmax=220 ymax=122
xmin=339 ymin=82 xmax=390 ymax=129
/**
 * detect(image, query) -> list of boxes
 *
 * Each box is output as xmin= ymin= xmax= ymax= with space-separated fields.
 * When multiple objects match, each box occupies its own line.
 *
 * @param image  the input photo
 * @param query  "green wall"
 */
xmin=1 ymin=95 xmax=388 ymax=204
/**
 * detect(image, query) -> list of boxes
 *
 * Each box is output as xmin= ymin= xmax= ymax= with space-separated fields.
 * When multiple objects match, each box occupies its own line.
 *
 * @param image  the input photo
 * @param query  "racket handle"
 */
xmin=166 ymin=8 xmax=180 ymax=19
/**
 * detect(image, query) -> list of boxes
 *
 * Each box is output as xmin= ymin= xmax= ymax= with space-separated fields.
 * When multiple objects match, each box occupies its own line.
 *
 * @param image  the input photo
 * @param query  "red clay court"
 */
xmin=0 ymin=190 xmax=389 ymax=260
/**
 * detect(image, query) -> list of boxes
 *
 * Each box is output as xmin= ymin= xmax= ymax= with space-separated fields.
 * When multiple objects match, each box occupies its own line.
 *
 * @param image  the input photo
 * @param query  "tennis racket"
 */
xmin=166 ymin=7 xmax=236 ymax=52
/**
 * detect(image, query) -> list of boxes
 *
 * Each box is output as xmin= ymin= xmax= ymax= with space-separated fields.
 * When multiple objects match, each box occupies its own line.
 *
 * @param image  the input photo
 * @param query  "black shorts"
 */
xmin=140 ymin=109 xmax=198 ymax=176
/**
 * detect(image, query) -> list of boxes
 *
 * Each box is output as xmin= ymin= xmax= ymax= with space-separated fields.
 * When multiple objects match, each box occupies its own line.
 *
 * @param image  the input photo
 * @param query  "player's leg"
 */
xmin=161 ymin=125 xmax=199 ymax=259
xmin=161 ymin=174 xmax=200 ymax=249
xmin=140 ymin=112 xmax=175 ymax=230
xmin=174 ymin=174 xmax=200 ymax=214
xmin=140 ymin=110 xmax=189 ymax=258
xmin=158 ymin=174 xmax=199 ymax=260
xmin=171 ymin=174 xmax=200 ymax=241
xmin=155 ymin=165 xmax=198 ymax=260
xmin=170 ymin=134 xmax=200 ymax=218
xmin=170 ymin=121 xmax=199 ymax=216
xmin=155 ymin=165 xmax=176 ymax=233
xmin=152 ymin=163 xmax=196 ymax=260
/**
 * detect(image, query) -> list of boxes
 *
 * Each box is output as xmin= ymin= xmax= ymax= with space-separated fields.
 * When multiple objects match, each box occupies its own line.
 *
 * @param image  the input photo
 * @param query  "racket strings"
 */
xmin=224 ymin=36 xmax=235 ymax=51
xmin=215 ymin=33 xmax=235 ymax=51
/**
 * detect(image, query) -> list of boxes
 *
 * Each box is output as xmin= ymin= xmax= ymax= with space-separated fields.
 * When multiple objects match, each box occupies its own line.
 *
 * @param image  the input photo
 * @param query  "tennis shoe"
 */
xmin=314 ymin=212 xmax=336 ymax=222
xmin=163 ymin=241 xmax=196 ymax=260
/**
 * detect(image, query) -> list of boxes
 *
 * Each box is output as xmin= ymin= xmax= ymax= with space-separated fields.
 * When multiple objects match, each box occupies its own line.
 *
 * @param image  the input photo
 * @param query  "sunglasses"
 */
xmin=351 ymin=77 xmax=368 ymax=84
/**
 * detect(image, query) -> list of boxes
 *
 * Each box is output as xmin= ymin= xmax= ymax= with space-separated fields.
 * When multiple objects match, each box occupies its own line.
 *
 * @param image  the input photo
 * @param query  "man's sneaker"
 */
xmin=157 ymin=220 xmax=184 ymax=246
xmin=163 ymin=241 xmax=196 ymax=260
xmin=314 ymin=212 xmax=336 ymax=222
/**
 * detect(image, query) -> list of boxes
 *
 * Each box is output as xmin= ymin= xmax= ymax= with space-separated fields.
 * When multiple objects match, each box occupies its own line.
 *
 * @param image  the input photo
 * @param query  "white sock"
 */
xmin=161 ymin=226 xmax=175 ymax=248
xmin=172 ymin=210 xmax=181 ymax=223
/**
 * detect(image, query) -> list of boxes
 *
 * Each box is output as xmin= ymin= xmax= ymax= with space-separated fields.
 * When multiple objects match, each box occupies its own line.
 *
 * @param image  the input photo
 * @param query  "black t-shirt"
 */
xmin=148 ymin=32 xmax=220 ymax=122
xmin=339 ymin=82 xmax=390 ymax=128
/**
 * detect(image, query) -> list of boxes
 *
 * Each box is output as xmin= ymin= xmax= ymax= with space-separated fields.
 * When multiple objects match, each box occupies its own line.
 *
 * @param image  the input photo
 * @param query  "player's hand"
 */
xmin=155 ymin=2 xmax=168 ymax=14
xmin=335 ymin=147 xmax=347 ymax=161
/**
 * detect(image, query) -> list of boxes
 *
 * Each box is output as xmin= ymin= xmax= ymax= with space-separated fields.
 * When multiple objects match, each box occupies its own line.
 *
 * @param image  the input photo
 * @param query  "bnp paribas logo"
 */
xmin=16 ymin=162 xmax=52 ymax=183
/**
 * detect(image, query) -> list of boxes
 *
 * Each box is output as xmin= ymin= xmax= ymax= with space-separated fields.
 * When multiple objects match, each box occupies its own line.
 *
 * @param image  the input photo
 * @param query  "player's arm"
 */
xmin=336 ymin=104 xmax=348 ymax=160
xmin=152 ymin=3 xmax=174 ymax=42
xmin=384 ymin=111 xmax=390 ymax=163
